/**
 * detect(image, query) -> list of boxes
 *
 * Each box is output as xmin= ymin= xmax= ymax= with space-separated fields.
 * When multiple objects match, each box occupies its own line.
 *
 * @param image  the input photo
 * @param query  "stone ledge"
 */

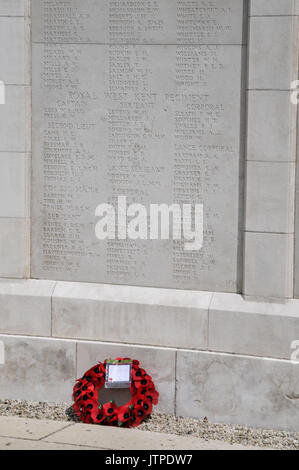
xmin=0 ymin=279 xmax=54 ymax=336
xmin=209 ymin=292 xmax=299 ymax=360
xmin=52 ymin=281 xmax=211 ymax=350
xmin=1 ymin=279 xmax=299 ymax=361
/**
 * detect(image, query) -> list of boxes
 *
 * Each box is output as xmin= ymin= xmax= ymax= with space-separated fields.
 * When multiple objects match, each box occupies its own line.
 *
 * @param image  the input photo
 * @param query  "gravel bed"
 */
xmin=0 ymin=399 xmax=298 ymax=450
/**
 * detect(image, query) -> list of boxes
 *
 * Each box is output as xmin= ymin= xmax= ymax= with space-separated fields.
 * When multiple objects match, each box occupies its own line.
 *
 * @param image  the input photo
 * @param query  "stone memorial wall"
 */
xmin=31 ymin=0 xmax=247 ymax=292
xmin=1 ymin=0 xmax=299 ymax=432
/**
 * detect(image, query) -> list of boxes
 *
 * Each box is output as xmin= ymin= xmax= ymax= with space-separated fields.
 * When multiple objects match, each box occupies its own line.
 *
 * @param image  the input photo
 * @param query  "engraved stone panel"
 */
xmin=32 ymin=0 xmax=246 ymax=45
xmin=31 ymin=1 xmax=246 ymax=292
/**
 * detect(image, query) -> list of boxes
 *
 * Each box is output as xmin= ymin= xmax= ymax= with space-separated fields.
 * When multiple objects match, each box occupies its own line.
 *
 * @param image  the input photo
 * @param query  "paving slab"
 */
xmin=0 ymin=416 xmax=72 ymax=440
xmin=0 ymin=436 xmax=99 ymax=450
xmin=44 ymin=421 xmax=261 ymax=451
xmin=0 ymin=416 xmax=264 ymax=450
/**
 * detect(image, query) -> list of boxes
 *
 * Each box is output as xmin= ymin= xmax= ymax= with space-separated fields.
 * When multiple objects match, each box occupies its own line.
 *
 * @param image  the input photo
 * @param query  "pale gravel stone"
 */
xmin=0 ymin=399 xmax=298 ymax=450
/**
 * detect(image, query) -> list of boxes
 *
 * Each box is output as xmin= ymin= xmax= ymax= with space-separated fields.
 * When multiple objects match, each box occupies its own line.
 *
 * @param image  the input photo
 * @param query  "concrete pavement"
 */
xmin=0 ymin=416 xmax=264 ymax=450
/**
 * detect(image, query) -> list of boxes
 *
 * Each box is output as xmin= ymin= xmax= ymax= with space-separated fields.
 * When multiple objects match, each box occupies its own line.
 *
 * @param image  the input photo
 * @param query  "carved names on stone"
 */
xmin=32 ymin=0 xmax=246 ymax=292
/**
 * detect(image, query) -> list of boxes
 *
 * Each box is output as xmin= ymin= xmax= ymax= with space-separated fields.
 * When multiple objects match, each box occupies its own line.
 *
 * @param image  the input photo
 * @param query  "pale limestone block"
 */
xmin=248 ymin=16 xmax=298 ymax=89
xmin=244 ymin=232 xmax=294 ymax=298
xmin=245 ymin=161 xmax=295 ymax=233
xmin=77 ymin=341 xmax=176 ymax=414
xmin=209 ymin=292 xmax=299 ymax=360
xmin=0 ymin=153 xmax=29 ymax=218
xmin=0 ymin=279 xmax=55 ymax=336
xmin=176 ymin=350 xmax=299 ymax=432
xmin=0 ymin=17 xmax=26 ymax=84
xmin=0 ymin=1 xmax=27 ymax=16
xmin=0 ymin=218 xmax=29 ymax=278
xmin=247 ymin=91 xmax=297 ymax=162
xmin=0 ymin=335 xmax=76 ymax=403
xmin=0 ymin=86 xmax=29 ymax=152
xmin=295 ymin=190 xmax=299 ymax=298
xmin=250 ymin=0 xmax=299 ymax=16
xmin=52 ymin=282 xmax=210 ymax=350
xmin=31 ymin=42 xmax=244 ymax=293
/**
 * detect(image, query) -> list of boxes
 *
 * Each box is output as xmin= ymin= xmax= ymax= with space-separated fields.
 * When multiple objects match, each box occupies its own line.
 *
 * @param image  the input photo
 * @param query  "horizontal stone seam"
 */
xmin=0 ymin=84 xmax=30 ymax=87
xmin=52 ymin=297 xmax=208 ymax=309
xmin=207 ymin=291 xmax=215 ymax=351
xmin=244 ymin=230 xmax=295 ymax=235
xmin=247 ymin=88 xmax=294 ymax=91
xmin=249 ymin=15 xmax=299 ymax=18
xmin=32 ymin=42 xmax=248 ymax=46
xmin=246 ymin=160 xmax=297 ymax=163
xmin=0 ymin=332 xmax=296 ymax=364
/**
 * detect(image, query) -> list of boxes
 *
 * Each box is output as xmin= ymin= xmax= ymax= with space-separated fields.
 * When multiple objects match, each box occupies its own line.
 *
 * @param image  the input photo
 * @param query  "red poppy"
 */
xmin=130 ymin=409 xmax=143 ymax=428
xmin=134 ymin=376 xmax=153 ymax=390
xmin=103 ymin=401 xmax=117 ymax=417
xmin=141 ymin=398 xmax=153 ymax=415
xmin=92 ymin=406 xmax=106 ymax=424
xmin=118 ymin=405 xmax=131 ymax=424
xmin=132 ymin=368 xmax=147 ymax=381
xmin=145 ymin=389 xmax=159 ymax=406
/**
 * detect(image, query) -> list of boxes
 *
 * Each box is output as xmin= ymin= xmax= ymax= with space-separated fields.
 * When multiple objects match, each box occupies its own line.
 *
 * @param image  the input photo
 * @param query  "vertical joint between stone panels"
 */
xmin=75 ymin=341 xmax=78 ymax=381
xmin=25 ymin=4 xmax=32 ymax=280
xmin=243 ymin=9 xmax=299 ymax=299
xmin=290 ymin=14 xmax=299 ymax=297
xmin=207 ymin=292 xmax=215 ymax=351
xmin=174 ymin=349 xmax=178 ymax=417
xmin=50 ymin=281 xmax=57 ymax=337
xmin=242 ymin=5 xmax=252 ymax=297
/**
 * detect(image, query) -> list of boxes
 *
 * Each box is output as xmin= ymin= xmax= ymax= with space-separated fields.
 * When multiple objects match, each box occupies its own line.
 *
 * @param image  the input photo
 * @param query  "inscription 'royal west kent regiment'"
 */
xmin=31 ymin=0 xmax=246 ymax=292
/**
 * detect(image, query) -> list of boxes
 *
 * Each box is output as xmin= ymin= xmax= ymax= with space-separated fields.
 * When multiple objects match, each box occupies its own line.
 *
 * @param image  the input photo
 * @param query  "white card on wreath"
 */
xmin=105 ymin=361 xmax=132 ymax=389
xmin=108 ymin=364 xmax=131 ymax=383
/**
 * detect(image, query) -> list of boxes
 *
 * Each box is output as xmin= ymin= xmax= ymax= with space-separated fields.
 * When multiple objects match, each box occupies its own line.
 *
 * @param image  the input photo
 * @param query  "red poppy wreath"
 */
xmin=72 ymin=358 xmax=159 ymax=428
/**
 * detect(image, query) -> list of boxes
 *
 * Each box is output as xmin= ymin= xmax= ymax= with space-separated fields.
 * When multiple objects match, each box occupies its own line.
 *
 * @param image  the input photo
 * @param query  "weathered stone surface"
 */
xmin=209 ymin=292 xmax=299 ymax=360
xmin=250 ymin=0 xmax=299 ymax=16
xmin=244 ymin=232 xmax=294 ymax=299
xmin=0 ymin=218 xmax=29 ymax=279
xmin=0 ymin=1 xmax=27 ymax=16
xmin=0 ymin=335 xmax=76 ymax=403
xmin=295 ymin=185 xmax=299 ymax=298
xmin=0 ymin=153 xmax=29 ymax=218
xmin=31 ymin=40 xmax=245 ymax=292
xmin=0 ymin=279 xmax=55 ymax=336
xmin=32 ymin=0 xmax=246 ymax=45
xmin=248 ymin=16 xmax=298 ymax=90
xmin=247 ymin=91 xmax=297 ymax=162
xmin=77 ymin=341 xmax=176 ymax=414
xmin=245 ymin=161 xmax=295 ymax=234
xmin=0 ymin=86 xmax=29 ymax=152
xmin=0 ymin=18 xmax=26 ymax=84
xmin=177 ymin=350 xmax=299 ymax=432
xmin=52 ymin=281 xmax=210 ymax=349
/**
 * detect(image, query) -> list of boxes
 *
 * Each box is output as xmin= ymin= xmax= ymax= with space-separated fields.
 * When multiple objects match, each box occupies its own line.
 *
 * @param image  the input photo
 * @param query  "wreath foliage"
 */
xmin=72 ymin=357 xmax=159 ymax=427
